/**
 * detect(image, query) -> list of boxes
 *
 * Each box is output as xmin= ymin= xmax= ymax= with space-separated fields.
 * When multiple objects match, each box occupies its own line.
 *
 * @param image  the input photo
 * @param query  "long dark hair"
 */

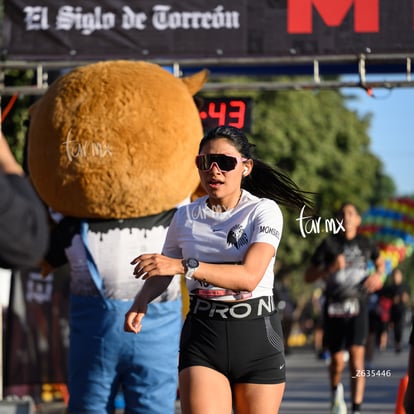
xmin=199 ymin=126 xmax=314 ymax=210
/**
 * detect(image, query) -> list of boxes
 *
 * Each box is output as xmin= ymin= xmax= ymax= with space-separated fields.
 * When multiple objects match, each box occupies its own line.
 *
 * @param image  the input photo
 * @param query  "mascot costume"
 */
xmin=27 ymin=60 xmax=208 ymax=414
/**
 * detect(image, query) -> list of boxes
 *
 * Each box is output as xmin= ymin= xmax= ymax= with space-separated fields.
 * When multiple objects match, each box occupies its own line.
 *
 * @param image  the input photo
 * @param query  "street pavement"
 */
xmin=280 ymin=345 xmax=408 ymax=414
xmin=35 ymin=344 xmax=409 ymax=414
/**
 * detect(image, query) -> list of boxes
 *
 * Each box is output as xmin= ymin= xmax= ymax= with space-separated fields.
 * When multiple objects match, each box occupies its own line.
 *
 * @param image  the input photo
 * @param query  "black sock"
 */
xmin=352 ymin=402 xmax=361 ymax=412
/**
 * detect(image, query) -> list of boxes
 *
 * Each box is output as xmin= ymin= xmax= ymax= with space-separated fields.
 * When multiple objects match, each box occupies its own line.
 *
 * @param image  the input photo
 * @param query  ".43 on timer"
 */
xmin=198 ymin=97 xmax=252 ymax=132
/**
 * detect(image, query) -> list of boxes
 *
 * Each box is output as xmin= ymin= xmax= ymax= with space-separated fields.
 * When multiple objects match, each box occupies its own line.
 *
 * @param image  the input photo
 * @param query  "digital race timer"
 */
xmin=198 ymin=97 xmax=252 ymax=132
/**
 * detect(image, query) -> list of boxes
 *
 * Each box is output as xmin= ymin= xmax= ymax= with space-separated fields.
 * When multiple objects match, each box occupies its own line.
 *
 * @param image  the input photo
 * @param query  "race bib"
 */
xmin=327 ymin=298 xmax=360 ymax=317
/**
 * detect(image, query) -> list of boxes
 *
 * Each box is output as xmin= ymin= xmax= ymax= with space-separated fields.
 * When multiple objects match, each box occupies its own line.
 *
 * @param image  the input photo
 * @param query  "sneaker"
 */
xmin=331 ymin=383 xmax=347 ymax=414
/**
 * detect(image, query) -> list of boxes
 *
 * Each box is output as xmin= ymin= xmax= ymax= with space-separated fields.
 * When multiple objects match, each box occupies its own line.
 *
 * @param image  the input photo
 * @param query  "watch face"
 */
xmin=187 ymin=258 xmax=199 ymax=269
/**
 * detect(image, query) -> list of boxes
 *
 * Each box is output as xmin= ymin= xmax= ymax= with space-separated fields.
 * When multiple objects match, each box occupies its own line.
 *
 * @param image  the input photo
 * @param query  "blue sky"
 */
xmin=342 ymin=79 xmax=414 ymax=196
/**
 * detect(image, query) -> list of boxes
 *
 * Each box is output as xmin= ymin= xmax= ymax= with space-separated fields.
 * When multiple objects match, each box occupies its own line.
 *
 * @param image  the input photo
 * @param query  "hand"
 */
xmin=363 ymin=272 xmax=384 ymax=293
xmin=130 ymin=253 xmax=183 ymax=280
xmin=124 ymin=294 xmax=149 ymax=333
xmin=124 ymin=309 xmax=146 ymax=334
xmin=40 ymin=260 xmax=54 ymax=278
xmin=327 ymin=254 xmax=346 ymax=274
xmin=0 ymin=132 xmax=24 ymax=175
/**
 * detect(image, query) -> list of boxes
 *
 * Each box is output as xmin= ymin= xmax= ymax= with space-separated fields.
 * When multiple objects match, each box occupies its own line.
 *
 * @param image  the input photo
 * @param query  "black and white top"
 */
xmin=162 ymin=190 xmax=283 ymax=300
xmin=310 ymin=233 xmax=380 ymax=301
xmin=45 ymin=209 xmax=181 ymax=302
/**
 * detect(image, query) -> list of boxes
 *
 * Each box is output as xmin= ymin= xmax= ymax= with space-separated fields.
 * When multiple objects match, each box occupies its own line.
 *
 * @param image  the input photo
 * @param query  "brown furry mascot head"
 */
xmin=27 ymin=60 xmax=208 ymax=218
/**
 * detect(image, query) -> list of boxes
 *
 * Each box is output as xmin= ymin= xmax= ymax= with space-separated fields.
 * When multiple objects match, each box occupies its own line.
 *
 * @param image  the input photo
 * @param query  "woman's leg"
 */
xmin=233 ymin=382 xmax=285 ymax=414
xmin=348 ymin=344 xmax=366 ymax=406
xmin=179 ymin=366 xmax=233 ymax=414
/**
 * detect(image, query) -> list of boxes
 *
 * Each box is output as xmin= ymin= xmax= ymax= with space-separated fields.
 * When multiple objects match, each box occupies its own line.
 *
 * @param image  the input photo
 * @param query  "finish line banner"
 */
xmin=2 ymin=0 xmax=414 ymax=62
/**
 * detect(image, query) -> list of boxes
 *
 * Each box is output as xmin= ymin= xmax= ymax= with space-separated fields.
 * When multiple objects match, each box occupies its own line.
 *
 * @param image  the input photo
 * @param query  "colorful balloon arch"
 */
xmin=359 ymin=197 xmax=414 ymax=275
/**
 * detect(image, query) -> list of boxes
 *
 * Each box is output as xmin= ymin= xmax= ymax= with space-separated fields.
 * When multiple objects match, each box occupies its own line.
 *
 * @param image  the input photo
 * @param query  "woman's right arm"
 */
xmin=125 ymin=207 xmax=182 ymax=334
xmin=124 ymin=276 xmax=173 ymax=333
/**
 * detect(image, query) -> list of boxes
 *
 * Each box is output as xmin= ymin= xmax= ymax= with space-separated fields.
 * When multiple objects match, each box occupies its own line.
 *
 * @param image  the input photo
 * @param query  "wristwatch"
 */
xmin=183 ymin=258 xmax=199 ymax=280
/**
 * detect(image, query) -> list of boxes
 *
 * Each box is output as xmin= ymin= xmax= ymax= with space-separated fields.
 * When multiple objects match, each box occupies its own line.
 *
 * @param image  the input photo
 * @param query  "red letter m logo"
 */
xmin=288 ymin=0 xmax=379 ymax=33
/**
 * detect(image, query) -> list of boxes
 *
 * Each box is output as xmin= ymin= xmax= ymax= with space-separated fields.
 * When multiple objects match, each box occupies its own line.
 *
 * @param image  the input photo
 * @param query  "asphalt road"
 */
xmin=280 ymin=345 xmax=408 ymax=414
xmin=34 ymin=343 xmax=409 ymax=414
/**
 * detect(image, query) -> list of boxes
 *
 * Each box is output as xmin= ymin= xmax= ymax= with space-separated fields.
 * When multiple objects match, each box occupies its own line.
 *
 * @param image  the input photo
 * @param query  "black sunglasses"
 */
xmin=195 ymin=154 xmax=247 ymax=172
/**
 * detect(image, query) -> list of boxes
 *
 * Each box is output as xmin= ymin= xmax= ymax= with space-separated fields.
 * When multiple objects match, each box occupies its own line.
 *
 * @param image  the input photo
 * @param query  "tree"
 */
xmin=0 ymin=0 xmax=36 ymax=163
xmin=3 ymin=64 xmax=397 ymax=296
xmin=1 ymin=71 xmax=36 ymax=165
xmin=244 ymin=83 xmax=395 ymax=295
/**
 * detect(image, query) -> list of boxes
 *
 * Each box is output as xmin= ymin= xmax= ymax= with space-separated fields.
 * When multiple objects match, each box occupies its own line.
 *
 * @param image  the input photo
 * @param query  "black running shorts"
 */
xmin=179 ymin=296 xmax=286 ymax=384
xmin=324 ymin=299 xmax=368 ymax=353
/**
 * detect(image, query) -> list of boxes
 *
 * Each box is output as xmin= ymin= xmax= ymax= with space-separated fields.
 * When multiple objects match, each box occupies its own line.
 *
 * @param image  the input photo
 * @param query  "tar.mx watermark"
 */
xmin=296 ymin=206 xmax=345 ymax=238
xmin=62 ymin=129 xmax=112 ymax=162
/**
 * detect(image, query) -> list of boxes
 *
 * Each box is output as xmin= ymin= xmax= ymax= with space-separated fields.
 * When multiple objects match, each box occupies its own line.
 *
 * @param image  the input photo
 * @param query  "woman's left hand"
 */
xmin=130 ymin=253 xmax=183 ymax=279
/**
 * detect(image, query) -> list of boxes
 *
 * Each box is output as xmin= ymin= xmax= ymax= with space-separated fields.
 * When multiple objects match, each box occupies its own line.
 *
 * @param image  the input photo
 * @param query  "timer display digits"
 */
xmin=199 ymin=97 xmax=252 ymax=132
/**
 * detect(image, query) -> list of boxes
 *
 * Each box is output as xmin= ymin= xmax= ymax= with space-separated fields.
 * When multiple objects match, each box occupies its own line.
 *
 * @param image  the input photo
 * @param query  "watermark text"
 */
xmin=296 ymin=205 xmax=345 ymax=238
